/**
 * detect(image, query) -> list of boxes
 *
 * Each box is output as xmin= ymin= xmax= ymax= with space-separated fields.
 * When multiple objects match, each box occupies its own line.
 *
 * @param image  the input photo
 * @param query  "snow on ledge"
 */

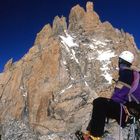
xmin=97 ymin=50 xmax=116 ymax=61
xmin=60 ymin=31 xmax=78 ymax=48
xmin=97 ymin=50 xmax=116 ymax=84
xmin=92 ymin=39 xmax=107 ymax=46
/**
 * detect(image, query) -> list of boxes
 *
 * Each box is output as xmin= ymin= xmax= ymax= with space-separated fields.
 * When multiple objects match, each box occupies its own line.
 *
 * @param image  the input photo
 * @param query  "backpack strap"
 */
xmin=128 ymin=70 xmax=140 ymax=104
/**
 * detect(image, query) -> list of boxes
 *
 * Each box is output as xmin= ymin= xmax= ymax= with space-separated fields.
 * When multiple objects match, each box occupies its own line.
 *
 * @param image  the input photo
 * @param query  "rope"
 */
xmin=128 ymin=70 xmax=140 ymax=104
xmin=119 ymin=104 xmax=123 ymax=140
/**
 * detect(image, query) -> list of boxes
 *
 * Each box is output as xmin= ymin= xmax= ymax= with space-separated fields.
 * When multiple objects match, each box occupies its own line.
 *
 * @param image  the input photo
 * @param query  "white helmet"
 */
xmin=119 ymin=51 xmax=134 ymax=64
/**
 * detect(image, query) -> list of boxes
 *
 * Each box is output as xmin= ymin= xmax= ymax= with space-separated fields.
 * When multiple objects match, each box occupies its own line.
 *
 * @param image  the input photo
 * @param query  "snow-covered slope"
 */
xmin=60 ymin=30 xmax=116 ymax=84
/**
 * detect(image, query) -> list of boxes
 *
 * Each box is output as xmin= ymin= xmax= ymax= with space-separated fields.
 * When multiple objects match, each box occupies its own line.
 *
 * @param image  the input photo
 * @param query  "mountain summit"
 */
xmin=0 ymin=1 xmax=140 ymax=140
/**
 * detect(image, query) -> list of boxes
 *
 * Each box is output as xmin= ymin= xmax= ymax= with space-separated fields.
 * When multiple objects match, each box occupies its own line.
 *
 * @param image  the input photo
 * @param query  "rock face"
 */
xmin=69 ymin=2 xmax=101 ymax=34
xmin=0 ymin=1 xmax=140 ymax=140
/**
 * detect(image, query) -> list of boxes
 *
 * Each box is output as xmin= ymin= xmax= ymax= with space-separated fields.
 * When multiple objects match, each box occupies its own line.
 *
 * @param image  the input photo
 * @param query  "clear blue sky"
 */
xmin=0 ymin=0 xmax=140 ymax=72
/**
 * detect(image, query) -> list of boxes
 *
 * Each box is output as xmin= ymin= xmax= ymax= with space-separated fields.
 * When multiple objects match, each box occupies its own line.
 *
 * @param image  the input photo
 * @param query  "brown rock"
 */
xmin=4 ymin=58 xmax=13 ymax=71
xmin=83 ymin=11 xmax=101 ymax=34
xmin=34 ymin=24 xmax=52 ymax=47
xmin=52 ymin=16 xmax=67 ymax=35
xmin=68 ymin=4 xmax=85 ymax=31
xmin=86 ymin=1 xmax=94 ymax=13
xmin=0 ymin=67 xmax=24 ymax=121
xmin=69 ymin=2 xmax=101 ymax=34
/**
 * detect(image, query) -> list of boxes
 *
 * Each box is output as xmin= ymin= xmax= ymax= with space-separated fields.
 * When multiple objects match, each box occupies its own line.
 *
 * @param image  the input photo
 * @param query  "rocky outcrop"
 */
xmin=1 ymin=120 xmax=37 ymax=140
xmin=52 ymin=16 xmax=67 ymax=35
xmin=0 ymin=1 xmax=140 ymax=140
xmin=83 ymin=2 xmax=101 ymax=33
xmin=4 ymin=58 xmax=13 ymax=71
xmin=34 ymin=24 xmax=52 ymax=47
xmin=69 ymin=2 xmax=101 ymax=34
xmin=68 ymin=4 xmax=85 ymax=31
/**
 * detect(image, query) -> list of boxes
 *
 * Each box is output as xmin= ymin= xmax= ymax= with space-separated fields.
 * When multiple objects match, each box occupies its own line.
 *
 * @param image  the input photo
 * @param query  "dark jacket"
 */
xmin=111 ymin=67 xmax=140 ymax=104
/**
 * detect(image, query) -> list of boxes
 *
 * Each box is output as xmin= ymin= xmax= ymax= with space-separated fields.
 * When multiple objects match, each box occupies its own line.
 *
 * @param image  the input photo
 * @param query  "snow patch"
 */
xmin=20 ymin=86 xmax=24 ymax=90
xmin=60 ymin=31 xmax=78 ymax=48
xmin=60 ymin=84 xmax=73 ymax=94
xmin=97 ymin=50 xmax=115 ymax=61
xmin=20 ymin=86 xmax=27 ymax=97
xmin=71 ymin=49 xmax=79 ymax=63
xmin=60 ymin=31 xmax=79 ymax=64
xmin=70 ymin=76 xmax=74 ymax=80
xmin=97 ymin=50 xmax=116 ymax=84
xmin=85 ymin=81 xmax=88 ymax=87
xmin=92 ymin=39 xmax=107 ymax=46
xmin=89 ymin=44 xmax=97 ymax=50
xmin=102 ymin=71 xmax=113 ymax=85
xmin=105 ymin=39 xmax=111 ymax=42
xmin=88 ymin=54 xmax=95 ymax=61
xmin=63 ymin=60 xmax=67 ymax=65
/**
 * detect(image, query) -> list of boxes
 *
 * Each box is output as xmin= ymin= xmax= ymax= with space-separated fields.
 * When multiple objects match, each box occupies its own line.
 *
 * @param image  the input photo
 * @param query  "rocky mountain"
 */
xmin=0 ymin=1 xmax=140 ymax=140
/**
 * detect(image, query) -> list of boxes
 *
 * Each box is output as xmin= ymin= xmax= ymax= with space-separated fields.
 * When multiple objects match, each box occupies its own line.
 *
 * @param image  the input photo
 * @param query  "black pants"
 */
xmin=86 ymin=97 xmax=126 ymax=137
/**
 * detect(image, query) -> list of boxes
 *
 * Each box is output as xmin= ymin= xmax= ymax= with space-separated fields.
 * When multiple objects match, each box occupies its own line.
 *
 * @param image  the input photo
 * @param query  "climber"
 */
xmin=75 ymin=51 xmax=140 ymax=140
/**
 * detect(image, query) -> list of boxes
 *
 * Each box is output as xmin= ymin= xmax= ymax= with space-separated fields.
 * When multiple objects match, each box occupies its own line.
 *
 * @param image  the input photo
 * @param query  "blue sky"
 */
xmin=0 ymin=0 xmax=140 ymax=72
